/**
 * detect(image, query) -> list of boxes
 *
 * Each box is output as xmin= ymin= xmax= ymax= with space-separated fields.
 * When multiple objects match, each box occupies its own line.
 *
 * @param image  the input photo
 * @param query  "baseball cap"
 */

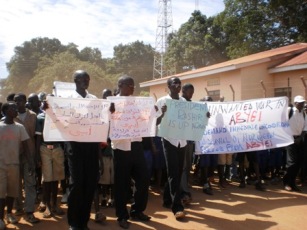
xmin=294 ymin=95 xmax=305 ymax=103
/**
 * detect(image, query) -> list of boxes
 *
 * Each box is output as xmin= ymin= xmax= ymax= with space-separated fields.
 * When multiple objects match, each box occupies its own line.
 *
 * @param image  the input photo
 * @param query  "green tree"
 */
xmin=4 ymin=37 xmax=66 ymax=95
xmin=112 ymin=41 xmax=154 ymax=94
xmin=165 ymin=11 xmax=228 ymax=73
xmin=221 ymin=0 xmax=271 ymax=58
xmin=79 ymin=47 xmax=106 ymax=68
xmin=166 ymin=11 xmax=210 ymax=72
xmin=220 ymin=0 xmax=306 ymax=59
xmin=29 ymin=52 xmax=113 ymax=97
xmin=203 ymin=15 xmax=229 ymax=65
xmin=269 ymin=0 xmax=307 ymax=42
xmin=65 ymin=42 xmax=80 ymax=57
xmin=7 ymin=37 xmax=65 ymax=77
xmin=3 ymin=37 xmax=115 ymax=97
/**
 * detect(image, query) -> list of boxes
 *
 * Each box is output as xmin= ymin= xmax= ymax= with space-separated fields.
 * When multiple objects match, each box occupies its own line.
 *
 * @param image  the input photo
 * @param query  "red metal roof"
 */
xmin=275 ymin=51 xmax=307 ymax=68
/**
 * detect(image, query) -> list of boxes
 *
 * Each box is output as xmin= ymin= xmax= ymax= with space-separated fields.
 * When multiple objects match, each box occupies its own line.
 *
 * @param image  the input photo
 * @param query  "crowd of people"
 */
xmin=0 ymin=70 xmax=306 ymax=230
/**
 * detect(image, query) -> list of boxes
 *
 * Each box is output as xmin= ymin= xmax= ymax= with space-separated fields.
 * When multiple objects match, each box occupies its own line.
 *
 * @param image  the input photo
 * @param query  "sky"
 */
xmin=0 ymin=0 xmax=225 ymax=79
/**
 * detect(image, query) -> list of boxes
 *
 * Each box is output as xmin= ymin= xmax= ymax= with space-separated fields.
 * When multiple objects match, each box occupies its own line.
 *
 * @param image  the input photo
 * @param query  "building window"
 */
xmin=208 ymin=90 xmax=220 ymax=101
xmin=207 ymin=78 xmax=220 ymax=86
xmin=274 ymin=87 xmax=291 ymax=99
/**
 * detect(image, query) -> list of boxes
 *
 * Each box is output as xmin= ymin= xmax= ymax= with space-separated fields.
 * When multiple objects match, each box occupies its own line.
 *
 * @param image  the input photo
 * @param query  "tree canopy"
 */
xmin=112 ymin=41 xmax=154 ymax=94
xmin=165 ymin=10 xmax=228 ymax=73
xmin=164 ymin=0 xmax=307 ymax=69
xmin=28 ymin=52 xmax=112 ymax=97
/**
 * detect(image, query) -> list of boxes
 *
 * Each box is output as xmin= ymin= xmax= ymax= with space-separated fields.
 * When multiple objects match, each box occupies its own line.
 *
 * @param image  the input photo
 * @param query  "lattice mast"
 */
xmin=153 ymin=0 xmax=173 ymax=79
xmin=195 ymin=0 xmax=199 ymax=10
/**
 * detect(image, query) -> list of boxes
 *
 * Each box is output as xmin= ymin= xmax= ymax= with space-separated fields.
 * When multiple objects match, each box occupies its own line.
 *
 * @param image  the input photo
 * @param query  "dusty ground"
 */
xmin=5 ymin=180 xmax=307 ymax=230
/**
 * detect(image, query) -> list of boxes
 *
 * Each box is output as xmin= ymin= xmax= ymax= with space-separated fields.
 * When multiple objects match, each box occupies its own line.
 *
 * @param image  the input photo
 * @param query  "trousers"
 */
xmin=113 ymin=142 xmax=149 ymax=220
xmin=67 ymin=142 xmax=99 ymax=228
xmin=162 ymin=139 xmax=186 ymax=214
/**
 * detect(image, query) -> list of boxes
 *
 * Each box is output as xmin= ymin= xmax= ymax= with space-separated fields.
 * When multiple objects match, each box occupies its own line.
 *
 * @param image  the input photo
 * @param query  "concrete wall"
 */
xmin=272 ymin=69 xmax=307 ymax=103
xmin=146 ymin=63 xmax=307 ymax=103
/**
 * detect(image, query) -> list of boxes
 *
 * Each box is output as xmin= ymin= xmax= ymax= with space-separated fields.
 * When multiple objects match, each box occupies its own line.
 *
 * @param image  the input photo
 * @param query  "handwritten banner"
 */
xmin=157 ymin=99 xmax=209 ymax=141
xmin=107 ymin=96 xmax=157 ymax=140
xmin=197 ymin=96 xmax=293 ymax=154
xmin=44 ymin=96 xmax=110 ymax=142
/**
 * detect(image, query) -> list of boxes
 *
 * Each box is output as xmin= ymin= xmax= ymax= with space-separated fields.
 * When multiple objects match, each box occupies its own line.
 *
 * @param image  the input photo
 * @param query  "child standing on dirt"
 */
xmin=0 ymin=102 xmax=34 ymax=229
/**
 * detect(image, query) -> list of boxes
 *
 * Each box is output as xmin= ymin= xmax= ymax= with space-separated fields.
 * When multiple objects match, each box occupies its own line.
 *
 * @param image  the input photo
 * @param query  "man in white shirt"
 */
xmin=283 ymin=95 xmax=305 ymax=192
xmin=301 ymin=104 xmax=307 ymax=184
xmin=66 ymin=70 xmax=101 ymax=230
xmin=111 ymin=75 xmax=151 ymax=229
xmin=156 ymin=77 xmax=187 ymax=220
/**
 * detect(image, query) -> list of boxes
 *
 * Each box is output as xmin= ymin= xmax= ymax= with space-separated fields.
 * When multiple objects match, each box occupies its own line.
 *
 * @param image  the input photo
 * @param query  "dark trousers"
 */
xmin=162 ymin=139 xmax=186 ymax=214
xmin=181 ymin=141 xmax=194 ymax=194
xmin=113 ymin=142 xmax=149 ymax=221
xmin=283 ymin=141 xmax=303 ymax=187
xmin=301 ymin=133 xmax=307 ymax=181
xmin=67 ymin=142 xmax=99 ymax=228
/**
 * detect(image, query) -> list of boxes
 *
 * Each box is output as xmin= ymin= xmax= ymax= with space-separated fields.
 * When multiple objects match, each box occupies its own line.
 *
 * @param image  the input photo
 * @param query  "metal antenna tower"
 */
xmin=153 ymin=0 xmax=173 ymax=79
xmin=195 ymin=0 xmax=199 ymax=10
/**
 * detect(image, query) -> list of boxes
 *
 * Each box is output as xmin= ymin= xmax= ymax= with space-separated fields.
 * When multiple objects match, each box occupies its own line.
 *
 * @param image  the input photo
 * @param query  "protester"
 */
xmin=6 ymin=93 xmax=15 ymax=102
xmin=180 ymin=83 xmax=195 ymax=204
xmin=300 ymin=103 xmax=307 ymax=184
xmin=156 ymin=77 xmax=187 ymax=220
xmin=92 ymin=88 xmax=114 ymax=222
xmin=27 ymin=93 xmax=43 ymax=115
xmin=66 ymin=70 xmax=103 ymax=230
xmin=93 ymin=139 xmax=112 ymax=221
xmin=100 ymin=89 xmax=114 ymax=209
xmin=0 ymin=102 xmax=34 ymax=229
xmin=27 ymin=93 xmax=43 ymax=203
xmin=283 ymin=95 xmax=305 ymax=192
xmin=111 ymin=75 xmax=151 ymax=229
xmin=14 ymin=93 xmax=40 ymax=223
xmin=35 ymin=97 xmax=65 ymax=218
xmin=197 ymin=96 xmax=217 ymax=195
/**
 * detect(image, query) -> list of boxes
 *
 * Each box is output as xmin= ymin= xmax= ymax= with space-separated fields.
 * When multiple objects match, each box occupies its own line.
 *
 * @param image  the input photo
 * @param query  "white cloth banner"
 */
xmin=107 ymin=96 xmax=157 ymax=140
xmin=44 ymin=97 xmax=110 ymax=142
xmin=198 ymin=97 xmax=294 ymax=154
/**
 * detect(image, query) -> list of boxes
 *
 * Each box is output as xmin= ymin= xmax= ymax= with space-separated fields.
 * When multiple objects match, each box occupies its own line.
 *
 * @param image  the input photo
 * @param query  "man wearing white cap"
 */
xmin=283 ymin=95 xmax=305 ymax=192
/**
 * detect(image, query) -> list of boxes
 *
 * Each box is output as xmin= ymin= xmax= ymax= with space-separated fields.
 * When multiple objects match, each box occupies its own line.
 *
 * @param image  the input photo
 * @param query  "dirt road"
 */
xmin=5 ymin=181 xmax=307 ymax=230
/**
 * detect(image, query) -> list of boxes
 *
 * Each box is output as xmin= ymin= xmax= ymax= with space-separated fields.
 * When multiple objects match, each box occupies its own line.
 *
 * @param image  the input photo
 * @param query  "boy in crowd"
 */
xmin=14 ymin=93 xmax=40 ymax=223
xmin=35 ymin=97 xmax=65 ymax=218
xmin=0 ymin=102 xmax=34 ymax=229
